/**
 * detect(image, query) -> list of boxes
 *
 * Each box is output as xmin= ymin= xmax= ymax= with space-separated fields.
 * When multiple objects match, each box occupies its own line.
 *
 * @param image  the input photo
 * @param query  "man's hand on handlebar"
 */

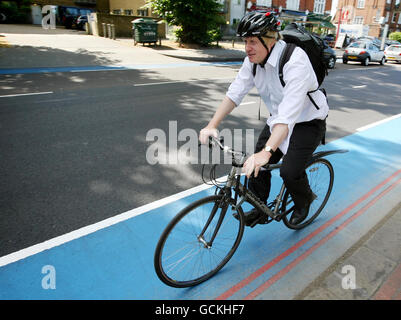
xmin=243 ymin=150 xmax=271 ymax=179
xmin=199 ymin=127 xmax=219 ymax=145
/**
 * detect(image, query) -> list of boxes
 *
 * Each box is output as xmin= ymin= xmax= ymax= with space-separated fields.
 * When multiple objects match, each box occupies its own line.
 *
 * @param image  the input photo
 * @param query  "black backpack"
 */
xmin=279 ymin=23 xmax=328 ymax=109
xmin=253 ymin=23 xmax=328 ymax=110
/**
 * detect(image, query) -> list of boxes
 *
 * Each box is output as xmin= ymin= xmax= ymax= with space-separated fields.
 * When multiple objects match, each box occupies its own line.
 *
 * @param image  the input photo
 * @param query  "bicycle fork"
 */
xmin=197 ymin=194 xmax=230 ymax=249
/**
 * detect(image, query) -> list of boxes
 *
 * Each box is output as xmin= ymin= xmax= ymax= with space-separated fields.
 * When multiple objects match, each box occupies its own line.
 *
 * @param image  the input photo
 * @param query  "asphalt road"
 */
xmin=1 ymin=61 xmax=400 ymax=257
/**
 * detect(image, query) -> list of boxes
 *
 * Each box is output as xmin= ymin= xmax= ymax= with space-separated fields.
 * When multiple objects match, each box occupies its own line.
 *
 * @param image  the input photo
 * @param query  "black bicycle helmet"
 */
xmin=236 ymin=11 xmax=281 ymax=37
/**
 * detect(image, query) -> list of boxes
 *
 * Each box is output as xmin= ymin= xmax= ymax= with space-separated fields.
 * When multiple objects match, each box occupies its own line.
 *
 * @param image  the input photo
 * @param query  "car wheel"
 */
xmin=327 ymin=56 xmax=336 ymax=69
xmin=342 ymin=59 xmax=348 ymax=64
xmin=362 ymin=57 xmax=370 ymax=66
xmin=380 ymin=57 xmax=385 ymax=65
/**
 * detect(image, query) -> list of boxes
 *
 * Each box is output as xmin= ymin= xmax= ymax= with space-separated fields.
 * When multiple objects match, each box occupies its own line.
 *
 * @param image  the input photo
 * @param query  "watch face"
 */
xmin=265 ymin=146 xmax=274 ymax=154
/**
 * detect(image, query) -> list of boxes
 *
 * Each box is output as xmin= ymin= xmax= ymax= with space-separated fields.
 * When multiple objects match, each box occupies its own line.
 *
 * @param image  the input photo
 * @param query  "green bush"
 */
xmin=0 ymin=0 xmax=31 ymax=23
xmin=389 ymin=32 xmax=401 ymax=42
xmin=149 ymin=0 xmax=225 ymax=46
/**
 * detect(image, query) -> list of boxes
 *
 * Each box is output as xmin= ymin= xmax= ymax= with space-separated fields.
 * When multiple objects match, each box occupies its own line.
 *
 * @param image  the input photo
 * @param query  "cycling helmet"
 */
xmin=236 ymin=11 xmax=281 ymax=37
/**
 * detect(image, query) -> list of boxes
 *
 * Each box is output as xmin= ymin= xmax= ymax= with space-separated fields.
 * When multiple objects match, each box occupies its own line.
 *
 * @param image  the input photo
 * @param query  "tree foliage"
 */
xmin=389 ymin=32 xmax=401 ymax=42
xmin=148 ymin=0 xmax=225 ymax=46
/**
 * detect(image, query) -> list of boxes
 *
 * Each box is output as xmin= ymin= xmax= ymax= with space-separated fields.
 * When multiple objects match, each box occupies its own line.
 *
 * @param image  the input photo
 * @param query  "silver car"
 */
xmin=343 ymin=41 xmax=385 ymax=66
xmin=384 ymin=45 xmax=401 ymax=63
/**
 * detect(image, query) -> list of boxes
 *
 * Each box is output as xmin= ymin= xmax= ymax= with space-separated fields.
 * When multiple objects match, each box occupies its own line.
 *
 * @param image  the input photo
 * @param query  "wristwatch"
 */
xmin=264 ymin=145 xmax=275 ymax=155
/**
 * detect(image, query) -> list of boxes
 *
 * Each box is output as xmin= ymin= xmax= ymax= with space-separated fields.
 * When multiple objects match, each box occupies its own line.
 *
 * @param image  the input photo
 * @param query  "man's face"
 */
xmin=244 ymin=37 xmax=268 ymax=64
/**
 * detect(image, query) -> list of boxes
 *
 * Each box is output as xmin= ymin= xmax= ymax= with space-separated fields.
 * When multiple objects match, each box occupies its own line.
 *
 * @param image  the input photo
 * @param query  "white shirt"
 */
xmin=226 ymin=39 xmax=329 ymax=154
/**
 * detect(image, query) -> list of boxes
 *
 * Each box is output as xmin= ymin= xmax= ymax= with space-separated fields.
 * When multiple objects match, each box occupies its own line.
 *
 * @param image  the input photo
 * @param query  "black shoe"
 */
xmin=233 ymin=208 xmax=261 ymax=227
xmin=289 ymin=205 xmax=310 ymax=225
xmin=289 ymin=193 xmax=317 ymax=225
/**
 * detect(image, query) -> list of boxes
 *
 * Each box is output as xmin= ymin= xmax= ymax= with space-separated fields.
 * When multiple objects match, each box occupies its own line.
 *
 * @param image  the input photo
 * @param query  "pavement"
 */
xmin=0 ymin=24 xmax=400 ymax=301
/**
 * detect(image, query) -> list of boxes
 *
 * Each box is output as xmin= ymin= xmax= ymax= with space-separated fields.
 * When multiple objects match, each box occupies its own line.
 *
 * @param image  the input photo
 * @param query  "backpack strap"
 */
xmin=252 ymin=63 xmax=257 ymax=77
xmin=278 ymin=43 xmax=321 ymax=110
xmin=278 ymin=43 xmax=296 ymax=87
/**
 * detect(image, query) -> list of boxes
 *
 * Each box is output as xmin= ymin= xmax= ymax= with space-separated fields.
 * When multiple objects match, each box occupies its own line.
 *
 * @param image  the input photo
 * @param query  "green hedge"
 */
xmin=389 ymin=32 xmax=401 ymax=42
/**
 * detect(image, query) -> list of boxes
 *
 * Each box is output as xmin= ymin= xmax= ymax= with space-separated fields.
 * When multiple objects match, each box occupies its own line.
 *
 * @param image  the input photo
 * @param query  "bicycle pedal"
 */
xmin=248 ymin=214 xmax=270 ymax=228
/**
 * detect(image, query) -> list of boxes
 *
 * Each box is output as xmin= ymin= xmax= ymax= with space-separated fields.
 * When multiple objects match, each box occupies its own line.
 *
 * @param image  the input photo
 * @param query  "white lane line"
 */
xmin=240 ymin=101 xmax=256 ymax=106
xmin=133 ymin=78 xmax=232 ymax=87
xmin=0 ymin=175 xmax=228 ymax=267
xmin=347 ymin=67 xmax=381 ymax=71
xmin=352 ymin=85 xmax=366 ymax=89
xmin=0 ymin=91 xmax=53 ymax=98
xmin=356 ymin=113 xmax=401 ymax=132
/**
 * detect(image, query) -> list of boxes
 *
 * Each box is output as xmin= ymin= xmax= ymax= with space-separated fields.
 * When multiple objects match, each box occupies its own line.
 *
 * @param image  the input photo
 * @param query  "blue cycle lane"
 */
xmin=1 ymin=116 xmax=400 ymax=300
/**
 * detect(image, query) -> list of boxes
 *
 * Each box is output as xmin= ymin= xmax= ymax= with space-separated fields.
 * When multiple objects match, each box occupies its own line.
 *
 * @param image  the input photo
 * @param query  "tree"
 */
xmin=389 ymin=32 xmax=401 ymax=42
xmin=148 ymin=0 xmax=225 ymax=46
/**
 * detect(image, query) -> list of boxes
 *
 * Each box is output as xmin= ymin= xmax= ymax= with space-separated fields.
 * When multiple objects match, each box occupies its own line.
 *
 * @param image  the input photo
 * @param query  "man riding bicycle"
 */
xmin=199 ymin=12 xmax=328 ymax=226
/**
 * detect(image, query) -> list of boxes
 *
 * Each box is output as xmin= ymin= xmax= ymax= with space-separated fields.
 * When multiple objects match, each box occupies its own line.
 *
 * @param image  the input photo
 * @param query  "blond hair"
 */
xmin=263 ymin=30 xmax=282 ymax=40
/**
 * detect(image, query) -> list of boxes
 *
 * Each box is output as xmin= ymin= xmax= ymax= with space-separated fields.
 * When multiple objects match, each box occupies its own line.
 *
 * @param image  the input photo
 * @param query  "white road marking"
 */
xmin=133 ymin=78 xmax=232 ymax=86
xmin=239 ymin=101 xmax=256 ymax=106
xmin=356 ymin=113 xmax=401 ymax=132
xmin=0 ymin=91 xmax=53 ymax=98
xmin=0 ymin=175 xmax=228 ymax=267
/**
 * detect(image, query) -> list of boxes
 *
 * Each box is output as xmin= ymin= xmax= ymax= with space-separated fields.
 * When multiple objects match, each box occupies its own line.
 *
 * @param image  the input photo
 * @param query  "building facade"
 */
xmin=333 ymin=0 xmax=401 ymax=37
xmin=245 ymin=0 xmax=332 ymax=14
xmin=108 ymin=0 xmax=156 ymax=16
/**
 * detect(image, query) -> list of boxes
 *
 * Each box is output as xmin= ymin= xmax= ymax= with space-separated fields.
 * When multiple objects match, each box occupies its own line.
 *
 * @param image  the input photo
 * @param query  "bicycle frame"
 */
xmin=202 ymin=137 xmax=348 ymax=234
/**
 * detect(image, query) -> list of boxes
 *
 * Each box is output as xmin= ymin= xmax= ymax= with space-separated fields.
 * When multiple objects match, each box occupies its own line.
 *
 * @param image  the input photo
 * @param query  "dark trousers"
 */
xmin=248 ymin=119 xmax=326 ymax=209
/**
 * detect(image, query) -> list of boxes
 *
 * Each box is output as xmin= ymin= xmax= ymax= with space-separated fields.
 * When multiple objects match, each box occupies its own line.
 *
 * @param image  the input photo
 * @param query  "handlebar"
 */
xmin=207 ymin=136 xmax=247 ymax=158
xmin=203 ymin=136 xmax=280 ymax=170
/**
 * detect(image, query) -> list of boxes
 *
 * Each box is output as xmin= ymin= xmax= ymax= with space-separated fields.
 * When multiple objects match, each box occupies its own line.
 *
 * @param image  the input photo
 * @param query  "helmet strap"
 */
xmin=258 ymin=36 xmax=275 ymax=68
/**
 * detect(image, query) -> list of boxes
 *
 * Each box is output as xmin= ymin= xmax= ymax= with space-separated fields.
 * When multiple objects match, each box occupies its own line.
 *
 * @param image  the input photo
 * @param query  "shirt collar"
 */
xmin=266 ymin=40 xmax=286 ymax=68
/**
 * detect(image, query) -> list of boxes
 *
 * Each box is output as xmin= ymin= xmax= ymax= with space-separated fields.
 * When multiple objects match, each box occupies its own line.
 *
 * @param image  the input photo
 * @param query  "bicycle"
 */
xmin=154 ymin=136 xmax=347 ymax=288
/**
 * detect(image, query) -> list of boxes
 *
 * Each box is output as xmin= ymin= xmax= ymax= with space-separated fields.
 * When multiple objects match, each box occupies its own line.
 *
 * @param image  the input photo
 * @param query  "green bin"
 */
xmin=132 ymin=18 xmax=158 ymax=45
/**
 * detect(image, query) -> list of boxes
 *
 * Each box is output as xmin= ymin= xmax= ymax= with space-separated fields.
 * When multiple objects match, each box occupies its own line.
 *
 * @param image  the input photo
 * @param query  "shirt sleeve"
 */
xmin=269 ymin=47 xmax=318 ymax=129
xmin=226 ymin=57 xmax=255 ymax=107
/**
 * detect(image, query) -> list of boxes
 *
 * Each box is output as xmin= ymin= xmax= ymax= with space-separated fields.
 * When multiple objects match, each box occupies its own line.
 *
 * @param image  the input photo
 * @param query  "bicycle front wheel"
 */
xmin=154 ymin=195 xmax=245 ymax=288
xmin=282 ymin=158 xmax=334 ymax=230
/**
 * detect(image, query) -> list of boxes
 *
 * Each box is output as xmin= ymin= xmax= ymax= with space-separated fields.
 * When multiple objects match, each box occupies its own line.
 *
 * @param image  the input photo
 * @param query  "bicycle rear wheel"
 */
xmin=282 ymin=158 xmax=334 ymax=230
xmin=154 ymin=194 xmax=245 ymax=288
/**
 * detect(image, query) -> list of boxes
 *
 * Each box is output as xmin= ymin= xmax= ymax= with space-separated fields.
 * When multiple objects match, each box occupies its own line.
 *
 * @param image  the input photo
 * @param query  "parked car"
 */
xmin=75 ymin=15 xmax=88 ymax=30
xmin=385 ymin=39 xmax=401 ymax=48
xmin=356 ymin=36 xmax=381 ymax=47
xmin=384 ymin=44 xmax=401 ymax=63
xmin=323 ymin=41 xmax=336 ymax=69
xmin=343 ymin=41 xmax=385 ymax=66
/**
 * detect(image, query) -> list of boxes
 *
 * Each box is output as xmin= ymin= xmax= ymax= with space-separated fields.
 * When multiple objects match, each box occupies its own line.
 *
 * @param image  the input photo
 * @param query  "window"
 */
xmin=286 ymin=0 xmax=299 ymax=11
xmin=357 ymin=0 xmax=365 ymax=8
xmin=112 ymin=9 xmax=121 ymax=15
xmin=398 ymin=13 xmax=401 ymax=24
xmin=137 ymin=9 xmax=149 ymax=16
xmin=375 ymin=9 xmax=381 ymax=22
xmin=349 ymin=42 xmax=366 ymax=48
xmin=313 ymin=0 xmax=325 ymax=14
xmin=257 ymin=0 xmax=272 ymax=6
xmin=392 ymin=12 xmax=397 ymax=23
xmin=354 ymin=16 xmax=364 ymax=24
xmin=124 ymin=10 xmax=133 ymax=15
xmin=385 ymin=11 xmax=390 ymax=22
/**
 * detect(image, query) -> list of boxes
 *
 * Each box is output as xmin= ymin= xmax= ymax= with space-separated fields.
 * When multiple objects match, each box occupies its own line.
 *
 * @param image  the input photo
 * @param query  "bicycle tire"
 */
xmin=282 ymin=158 xmax=334 ymax=230
xmin=154 ymin=194 xmax=245 ymax=288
